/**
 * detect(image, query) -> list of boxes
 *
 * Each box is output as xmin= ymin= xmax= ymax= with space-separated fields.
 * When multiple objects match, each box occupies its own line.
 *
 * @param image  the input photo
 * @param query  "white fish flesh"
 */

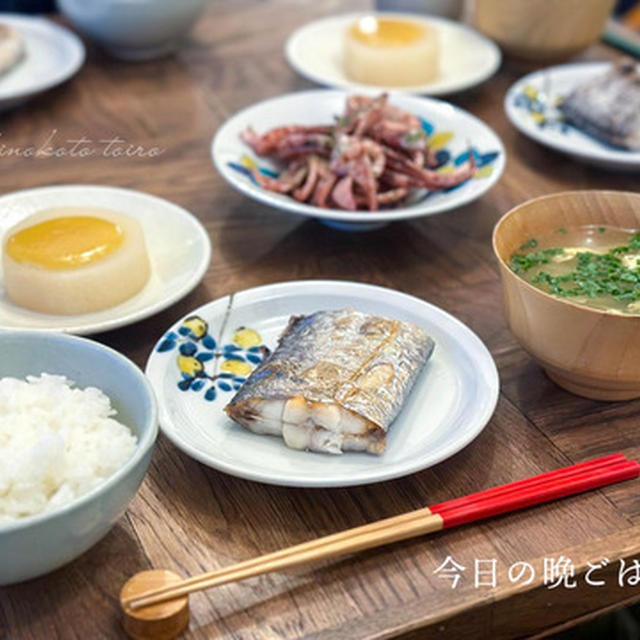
xmin=224 ymin=309 xmax=434 ymax=455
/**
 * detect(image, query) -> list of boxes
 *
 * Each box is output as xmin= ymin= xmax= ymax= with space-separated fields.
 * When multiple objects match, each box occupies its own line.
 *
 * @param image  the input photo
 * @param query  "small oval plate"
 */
xmin=505 ymin=62 xmax=640 ymax=171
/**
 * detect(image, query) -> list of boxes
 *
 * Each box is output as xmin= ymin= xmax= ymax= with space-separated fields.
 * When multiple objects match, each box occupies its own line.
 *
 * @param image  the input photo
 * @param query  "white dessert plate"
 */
xmin=0 ymin=185 xmax=211 ymax=335
xmin=505 ymin=62 xmax=640 ymax=171
xmin=285 ymin=12 xmax=501 ymax=96
xmin=0 ymin=13 xmax=85 ymax=109
xmin=212 ymin=90 xmax=505 ymax=231
xmin=145 ymin=280 xmax=499 ymax=487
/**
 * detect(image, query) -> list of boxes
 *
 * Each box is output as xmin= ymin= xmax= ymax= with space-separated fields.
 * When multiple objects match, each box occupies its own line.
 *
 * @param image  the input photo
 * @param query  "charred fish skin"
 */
xmin=224 ymin=309 xmax=434 ymax=455
xmin=560 ymin=59 xmax=640 ymax=150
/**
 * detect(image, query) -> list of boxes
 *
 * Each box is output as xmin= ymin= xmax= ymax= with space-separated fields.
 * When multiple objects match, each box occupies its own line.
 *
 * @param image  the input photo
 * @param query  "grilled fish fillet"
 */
xmin=560 ymin=59 xmax=640 ymax=150
xmin=224 ymin=309 xmax=434 ymax=455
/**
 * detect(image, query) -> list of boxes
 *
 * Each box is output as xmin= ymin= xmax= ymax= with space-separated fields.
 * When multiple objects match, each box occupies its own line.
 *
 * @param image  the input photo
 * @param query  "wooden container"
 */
xmin=493 ymin=191 xmax=640 ymax=401
xmin=473 ymin=0 xmax=615 ymax=62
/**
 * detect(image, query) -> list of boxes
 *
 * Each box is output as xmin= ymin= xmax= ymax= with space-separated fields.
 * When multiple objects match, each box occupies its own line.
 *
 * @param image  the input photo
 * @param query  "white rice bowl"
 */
xmin=0 ymin=373 xmax=137 ymax=523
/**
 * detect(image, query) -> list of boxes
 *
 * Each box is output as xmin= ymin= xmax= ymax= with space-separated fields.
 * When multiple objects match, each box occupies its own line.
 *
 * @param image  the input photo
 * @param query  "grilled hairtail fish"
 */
xmin=224 ymin=309 xmax=434 ymax=455
xmin=560 ymin=59 xmax=640 ymax=150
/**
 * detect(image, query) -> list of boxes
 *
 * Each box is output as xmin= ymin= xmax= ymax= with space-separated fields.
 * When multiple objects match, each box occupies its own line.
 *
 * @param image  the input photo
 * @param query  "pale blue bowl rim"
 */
xmin=0 ymin=330 xmax=158 ymax=535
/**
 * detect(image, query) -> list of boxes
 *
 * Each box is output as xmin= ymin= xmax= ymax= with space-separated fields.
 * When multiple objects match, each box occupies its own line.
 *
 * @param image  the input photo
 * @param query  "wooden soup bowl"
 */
xmin=473 ymin=0 xmax=615 ymax=63
xmin=493 ymin=190 xmax=640 ymax=401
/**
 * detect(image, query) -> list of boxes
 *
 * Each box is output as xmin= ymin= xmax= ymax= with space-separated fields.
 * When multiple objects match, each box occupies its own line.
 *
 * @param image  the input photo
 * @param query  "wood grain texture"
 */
xmin=1 ymin=2 xmax=640 ymax=639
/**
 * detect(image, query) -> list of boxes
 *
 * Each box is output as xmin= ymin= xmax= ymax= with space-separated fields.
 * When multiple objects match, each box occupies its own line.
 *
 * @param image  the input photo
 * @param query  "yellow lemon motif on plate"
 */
xmin=221 ymin=359 xmax=252 ymax=376
xmin=427 ymin=132 xmax=454 ymax=151
xmin=178 ymin=355 xmax=204 ymax=377
xmin=182 ymin=315 xmax=208 ymax=339
xmin=474 ymin=166 xmax=493 ymax=179
xmin=240 ymin=155 xmax=258 ymax=170
xmin=232 ymin=328 xmax=262 ymax=349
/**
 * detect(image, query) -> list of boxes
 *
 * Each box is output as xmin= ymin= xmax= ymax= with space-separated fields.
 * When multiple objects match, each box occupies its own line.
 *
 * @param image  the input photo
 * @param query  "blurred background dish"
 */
xmin=375 ymin=0 xmax=464 ymax=20
xmin=0 ymin=13 xmax=83 ymax=109
xmin=285 ymin=12 xmax=501 ymax=96
xmin=493 ymin=190 xmax=640 ymax=401
xmin=473 ymin=0 xmax=615 ymax=63
xmin=0 ymin=331 xmax=157 ymax=585
xmin=0 ymin=185 xmax=211 ymax=334
xmin=57 ymin=0 xmax=208 ymax=61
xmin=504 ymin=61 xmax=640 ymax=170
xmin=0 ymin=22 xmax=25 ymax=76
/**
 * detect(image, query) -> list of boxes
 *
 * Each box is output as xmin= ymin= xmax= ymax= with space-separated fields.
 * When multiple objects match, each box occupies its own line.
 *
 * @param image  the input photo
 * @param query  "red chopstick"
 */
xmin=430 ymin=453 xmax=628 ymax=517
xmin=438 ymin=459 xmax=639 ymax=528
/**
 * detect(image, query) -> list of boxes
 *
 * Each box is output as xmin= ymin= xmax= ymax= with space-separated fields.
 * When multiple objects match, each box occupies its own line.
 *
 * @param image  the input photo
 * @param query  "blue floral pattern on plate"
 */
xmin=156 ymin=315 xmax=269 ymax=402
xmin=512 ymin=84 xmax=569 ymax=134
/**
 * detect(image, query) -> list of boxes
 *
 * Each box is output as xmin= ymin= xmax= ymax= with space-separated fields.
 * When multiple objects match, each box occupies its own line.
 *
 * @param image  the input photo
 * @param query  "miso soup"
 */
xmin=509 ymin=225 xmax=640 ymax=315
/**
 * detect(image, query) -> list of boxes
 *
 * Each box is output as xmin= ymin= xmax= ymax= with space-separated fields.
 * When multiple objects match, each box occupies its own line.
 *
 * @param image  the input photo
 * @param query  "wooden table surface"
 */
xmin=2 ymin=2 xmax=640 ymax=638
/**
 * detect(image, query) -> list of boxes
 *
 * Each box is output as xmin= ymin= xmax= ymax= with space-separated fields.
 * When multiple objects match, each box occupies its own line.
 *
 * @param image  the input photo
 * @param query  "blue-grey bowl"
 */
xmin=0 ymin=331 xmax=157 ymax=585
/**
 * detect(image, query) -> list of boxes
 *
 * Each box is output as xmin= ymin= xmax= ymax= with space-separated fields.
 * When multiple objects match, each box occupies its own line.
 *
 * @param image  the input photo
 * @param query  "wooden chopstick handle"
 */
xmin=127 ymin=512 xmax=444 ymax=610
xmin=123 ymin=506 xmax=434 ymax=609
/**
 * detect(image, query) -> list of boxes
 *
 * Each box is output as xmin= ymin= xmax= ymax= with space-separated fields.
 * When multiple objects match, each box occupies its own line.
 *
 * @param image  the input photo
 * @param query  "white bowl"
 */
xmin=0 ymin=331 xmax=158 ymax=585
xmin=57 ymin=0 xmax=208 ymax=60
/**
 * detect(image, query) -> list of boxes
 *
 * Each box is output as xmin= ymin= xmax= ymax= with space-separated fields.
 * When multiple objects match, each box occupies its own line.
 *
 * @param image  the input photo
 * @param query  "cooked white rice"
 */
xmin=0 ymin=374 xmax=137 ymax=524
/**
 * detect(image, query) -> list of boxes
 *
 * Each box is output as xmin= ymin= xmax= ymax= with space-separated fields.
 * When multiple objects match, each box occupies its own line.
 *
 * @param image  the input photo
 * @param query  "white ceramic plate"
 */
xmin=212 ymin=90 xmax=505 ymax=231
xmin=146 ymin=280 xmax=499 ymax=487
xmin=285 ymin=12 xmax=501 ymax=96
xmin=0 ymin=14 xmax=85 ymax=109
xmin=505 ymin=62 xmax=640 ymax=171
xmin=0 ymin=185 xmax=211 ymax=335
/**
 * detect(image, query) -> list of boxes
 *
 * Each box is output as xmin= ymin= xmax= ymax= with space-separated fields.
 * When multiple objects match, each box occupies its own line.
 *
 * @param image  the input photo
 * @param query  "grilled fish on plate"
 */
xmin=560 ymin=59 xmax=640 ymax=150
xmin=224 ymin=308 xmax=434 ymax=455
